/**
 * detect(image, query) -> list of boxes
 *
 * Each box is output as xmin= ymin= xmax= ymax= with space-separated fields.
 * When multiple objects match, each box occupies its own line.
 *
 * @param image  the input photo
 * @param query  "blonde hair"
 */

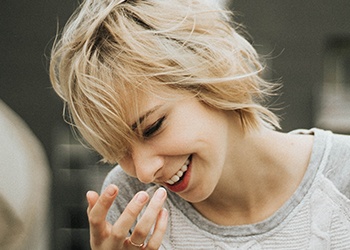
xmin=50 ymin=0 xmax=280 ymax=163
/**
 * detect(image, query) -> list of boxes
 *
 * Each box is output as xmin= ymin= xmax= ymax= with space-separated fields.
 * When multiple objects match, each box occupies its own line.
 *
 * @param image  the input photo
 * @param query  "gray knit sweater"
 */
xmin=103 ymin=128 xmax=350 ymax=249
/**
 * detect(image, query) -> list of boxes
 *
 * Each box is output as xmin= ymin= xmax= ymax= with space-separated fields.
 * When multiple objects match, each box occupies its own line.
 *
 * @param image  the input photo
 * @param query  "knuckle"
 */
xmin=110 ymin=230 xmax=125 ymax=241
xmin=148 ymin=199 xmax=164 ymax=210
xmin=98 ymin=195 xmax=111 ymax=207
xmin=157 ymin=220 xmax=168 ymax=232
xmin=88 ymin=216 xmax=101 ymax=227
xmin=124 ymin=205 xmax=140 ymax=218
xmin=132 ymin=227 xmax=149 ymax=239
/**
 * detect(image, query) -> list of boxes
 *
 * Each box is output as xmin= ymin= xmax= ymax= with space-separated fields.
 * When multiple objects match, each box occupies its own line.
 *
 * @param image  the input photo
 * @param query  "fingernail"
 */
xmin=86 ymin=191 xmax=93 ymax=201
xmin=106 ymin=185 xmax=117 ymax=197
xmin=136 ymin=191 xmax=148 ymax=203
xmin=86 ymin=191 xmax=93 ymax=198
xmin=155 ymin=187 xmax=166 ymax=201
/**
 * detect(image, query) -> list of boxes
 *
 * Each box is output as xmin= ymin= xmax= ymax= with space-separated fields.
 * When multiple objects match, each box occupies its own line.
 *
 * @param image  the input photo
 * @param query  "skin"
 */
xmin=87 ymin=186 xmax=168 ymax=249
xmin=86 ymin=93 xmax=314 ymax=248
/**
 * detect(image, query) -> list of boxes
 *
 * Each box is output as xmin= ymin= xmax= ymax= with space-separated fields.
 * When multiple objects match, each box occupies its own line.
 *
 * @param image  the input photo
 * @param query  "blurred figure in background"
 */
xmin=0 ymin=100 xmax=51 ymax=250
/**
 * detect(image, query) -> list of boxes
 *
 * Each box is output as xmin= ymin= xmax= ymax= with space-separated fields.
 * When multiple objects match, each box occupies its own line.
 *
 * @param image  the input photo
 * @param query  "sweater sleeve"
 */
xmin=101 ymin=166 xmax=151 ymax=224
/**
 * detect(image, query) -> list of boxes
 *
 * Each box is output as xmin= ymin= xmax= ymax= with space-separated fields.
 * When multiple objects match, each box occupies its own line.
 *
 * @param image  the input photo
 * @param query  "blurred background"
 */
xmin=0 ymin=0 xmax=349 ymax=249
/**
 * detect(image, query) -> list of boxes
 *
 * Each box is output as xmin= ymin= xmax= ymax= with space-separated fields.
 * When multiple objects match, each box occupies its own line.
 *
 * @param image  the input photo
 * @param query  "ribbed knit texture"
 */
xmin=103 ymin=128 xmax=350 ymax=249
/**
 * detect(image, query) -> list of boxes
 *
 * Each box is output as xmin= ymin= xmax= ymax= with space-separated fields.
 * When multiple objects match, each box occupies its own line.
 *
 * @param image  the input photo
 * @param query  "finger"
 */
xmin=146 ymin=208 xmax=168 ymax=250
xmin=86 ymin=190 xmax=99 ymax=215
xmin=130 ymin=187 xmax=167 ymax=245
xmin=88 ymin=185 xmax=119 ymax=239
xmin=111 ymin=190 xmax=149 ymax=239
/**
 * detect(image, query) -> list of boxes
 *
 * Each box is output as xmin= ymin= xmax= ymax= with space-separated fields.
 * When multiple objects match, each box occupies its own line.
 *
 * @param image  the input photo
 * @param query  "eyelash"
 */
xmin=142 ymin=116 xmax=166 ymax=138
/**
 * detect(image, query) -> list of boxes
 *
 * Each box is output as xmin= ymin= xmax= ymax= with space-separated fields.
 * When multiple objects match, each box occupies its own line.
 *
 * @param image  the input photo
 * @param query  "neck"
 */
xmin=192 ymin=126 xmax=313 ymax=225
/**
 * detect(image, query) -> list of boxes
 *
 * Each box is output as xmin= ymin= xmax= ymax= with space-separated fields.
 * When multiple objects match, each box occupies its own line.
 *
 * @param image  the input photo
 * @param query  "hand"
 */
xmin=86 ymin=184 xmax=168 ymax=249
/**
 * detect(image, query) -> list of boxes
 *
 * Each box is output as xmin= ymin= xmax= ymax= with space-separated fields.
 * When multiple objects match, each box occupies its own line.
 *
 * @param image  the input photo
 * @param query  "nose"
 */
xmin=131 ymin=143 xmax=164 ymax=184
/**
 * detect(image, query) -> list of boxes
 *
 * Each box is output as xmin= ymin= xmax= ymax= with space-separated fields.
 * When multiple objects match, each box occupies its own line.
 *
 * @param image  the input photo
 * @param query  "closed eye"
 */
xmin=142 ymin=116 xmax=166 ymax=138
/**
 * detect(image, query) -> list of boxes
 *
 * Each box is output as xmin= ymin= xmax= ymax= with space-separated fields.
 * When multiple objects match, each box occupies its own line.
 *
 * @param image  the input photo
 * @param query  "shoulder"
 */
xmin=328 ymin=132 xmax=350 ymax=163
xmin=305 ymin=128 xmax=350 ymax=199
xmin=322 ymin=130 xmax=350 ymax=198
xmin=290 ymin=128 xmax=350 ymax=199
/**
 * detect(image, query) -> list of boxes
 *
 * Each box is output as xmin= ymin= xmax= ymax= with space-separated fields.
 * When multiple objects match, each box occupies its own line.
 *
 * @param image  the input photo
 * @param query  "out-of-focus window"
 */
xmin=315 ymin=37 xmax=350 ymax=134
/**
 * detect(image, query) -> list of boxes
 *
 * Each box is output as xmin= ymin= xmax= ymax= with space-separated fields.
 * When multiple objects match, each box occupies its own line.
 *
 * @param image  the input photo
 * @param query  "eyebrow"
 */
xmin=131 ymin=105 xmax=163 ymax=131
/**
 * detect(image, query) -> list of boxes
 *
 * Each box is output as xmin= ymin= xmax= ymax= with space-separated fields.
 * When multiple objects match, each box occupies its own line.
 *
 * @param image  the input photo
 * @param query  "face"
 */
xmin=119 ymin=92 xmax=234 ymax=203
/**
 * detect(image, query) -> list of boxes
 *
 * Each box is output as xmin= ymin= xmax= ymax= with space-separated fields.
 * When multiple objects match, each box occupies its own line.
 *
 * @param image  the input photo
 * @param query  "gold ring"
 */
xmin=128 ymin=237 xmax=144 ymax=248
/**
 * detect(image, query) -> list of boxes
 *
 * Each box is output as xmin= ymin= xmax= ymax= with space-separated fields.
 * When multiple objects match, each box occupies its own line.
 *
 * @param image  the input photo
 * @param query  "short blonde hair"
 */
xmin=50 ymin=0 xmax=280 ymax=163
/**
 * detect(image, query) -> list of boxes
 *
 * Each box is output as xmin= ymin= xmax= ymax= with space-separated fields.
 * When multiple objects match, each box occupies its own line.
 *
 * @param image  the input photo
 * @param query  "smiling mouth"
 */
xmin=165 ymin=156 xmax=191 ymax=185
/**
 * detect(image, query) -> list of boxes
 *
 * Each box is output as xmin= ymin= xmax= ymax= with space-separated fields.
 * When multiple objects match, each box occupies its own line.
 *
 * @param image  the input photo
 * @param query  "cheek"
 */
xmin=118 ymin=158 xmax=137 ymax=177
xmin=154 ymin=127 xmax=198 ymax=155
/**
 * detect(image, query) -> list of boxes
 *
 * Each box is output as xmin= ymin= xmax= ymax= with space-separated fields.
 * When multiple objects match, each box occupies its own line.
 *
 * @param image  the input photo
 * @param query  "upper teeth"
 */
xmin=166 ymin=159 xmax=190 ymax=185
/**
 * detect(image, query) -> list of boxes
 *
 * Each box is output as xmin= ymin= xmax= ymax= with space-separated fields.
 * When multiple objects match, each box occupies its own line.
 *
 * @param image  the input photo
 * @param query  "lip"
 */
xmin=165 ymin=155 xmax=192 ymax=193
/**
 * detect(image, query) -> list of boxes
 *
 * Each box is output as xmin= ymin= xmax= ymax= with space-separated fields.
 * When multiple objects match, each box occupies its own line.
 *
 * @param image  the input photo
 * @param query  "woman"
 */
xmin=50 ymin=0 xmax=350 ymax=249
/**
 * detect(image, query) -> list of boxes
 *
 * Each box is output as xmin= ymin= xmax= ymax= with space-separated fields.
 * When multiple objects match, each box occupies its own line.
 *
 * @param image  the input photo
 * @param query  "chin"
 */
xmin=178 ymin=187 xmax=214 ymax=204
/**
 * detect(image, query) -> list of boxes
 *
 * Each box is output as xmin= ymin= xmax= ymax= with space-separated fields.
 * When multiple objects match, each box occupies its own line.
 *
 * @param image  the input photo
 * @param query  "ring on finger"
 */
xmin=128 ymin=237 xmax=144 ymax=248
